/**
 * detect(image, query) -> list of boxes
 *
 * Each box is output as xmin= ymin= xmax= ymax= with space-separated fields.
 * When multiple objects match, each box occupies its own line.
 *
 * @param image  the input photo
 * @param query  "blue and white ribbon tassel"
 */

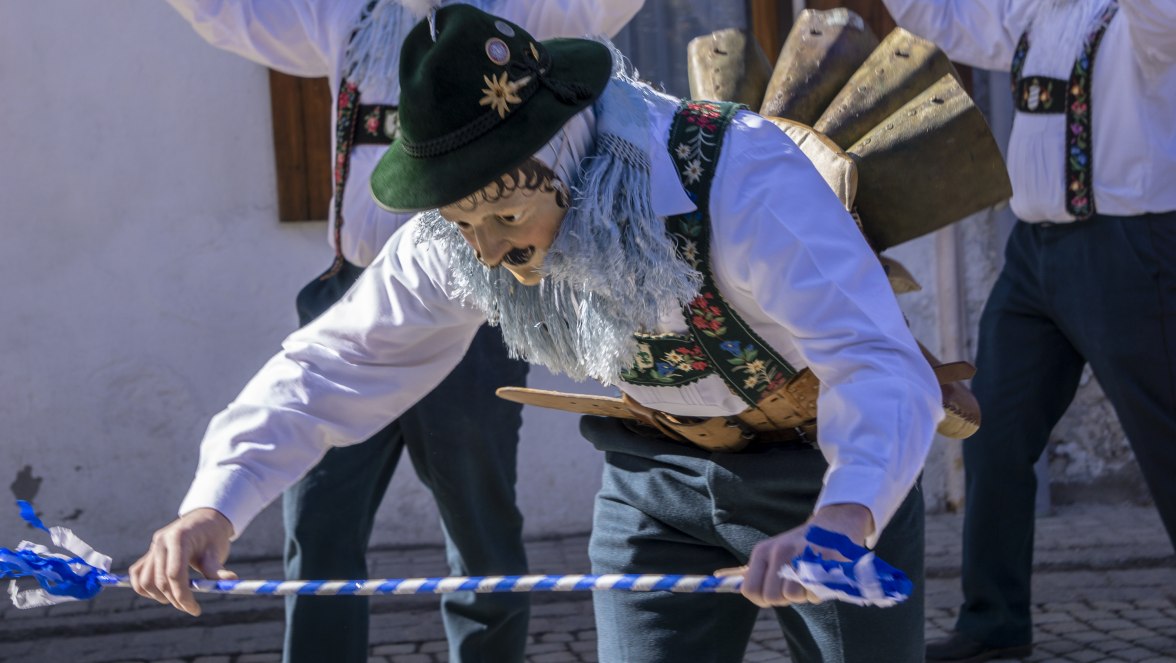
xmin=781 ymin=526 xmax=913 ymax=608
xmin=2 ymin=501 xmax=119 ymax=608
xmin=3 ymin=502 xmax=909 ymax=608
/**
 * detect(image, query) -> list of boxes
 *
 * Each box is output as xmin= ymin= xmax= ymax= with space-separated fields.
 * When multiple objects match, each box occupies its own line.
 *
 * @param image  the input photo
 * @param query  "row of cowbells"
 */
xmin=686 ymin=9 xmax=1010 ymax=440
xmin=687 ymin=8 xmax=1011 ymax=253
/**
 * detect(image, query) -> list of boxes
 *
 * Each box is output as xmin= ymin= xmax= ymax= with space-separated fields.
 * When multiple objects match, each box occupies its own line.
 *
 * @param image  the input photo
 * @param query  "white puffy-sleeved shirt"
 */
xmin=880 ymin=0 xmax=1176 ymax=223
xmin=167 ymin=0 xmax=645 ymax=266
xmin=181 ymin=93 xmax=943 ymax=548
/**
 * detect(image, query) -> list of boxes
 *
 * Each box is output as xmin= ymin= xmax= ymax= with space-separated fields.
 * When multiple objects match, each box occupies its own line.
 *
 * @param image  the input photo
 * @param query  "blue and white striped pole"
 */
xmin=105 ymin=573 xmax=743 ymax=596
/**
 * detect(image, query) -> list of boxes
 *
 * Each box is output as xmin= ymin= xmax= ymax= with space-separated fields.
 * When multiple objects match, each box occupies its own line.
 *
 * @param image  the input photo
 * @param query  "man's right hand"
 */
xmin=129 ymin=507 xmax=237 ymax=616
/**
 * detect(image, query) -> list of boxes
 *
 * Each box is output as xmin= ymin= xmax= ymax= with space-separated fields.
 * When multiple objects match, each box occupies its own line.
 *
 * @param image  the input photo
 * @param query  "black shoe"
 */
xmin=925 ymin=631 xmax=1032 ymax=662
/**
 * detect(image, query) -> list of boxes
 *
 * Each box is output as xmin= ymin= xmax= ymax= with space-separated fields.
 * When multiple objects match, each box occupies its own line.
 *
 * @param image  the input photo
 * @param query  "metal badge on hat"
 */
xmin=477 ymin=23 xmax=540 ymax=119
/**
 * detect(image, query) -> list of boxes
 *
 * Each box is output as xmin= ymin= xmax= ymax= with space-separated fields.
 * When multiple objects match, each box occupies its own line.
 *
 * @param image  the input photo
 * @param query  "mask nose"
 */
xmin=472 ymin=227 xmax=511 ymax=267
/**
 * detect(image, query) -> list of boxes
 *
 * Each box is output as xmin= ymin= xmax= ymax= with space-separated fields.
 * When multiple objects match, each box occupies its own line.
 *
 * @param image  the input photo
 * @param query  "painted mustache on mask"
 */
xmin=503 ymin=246 xmax=535 ymax=266
xmin=476 ymin=246 xmax=535 ymax=267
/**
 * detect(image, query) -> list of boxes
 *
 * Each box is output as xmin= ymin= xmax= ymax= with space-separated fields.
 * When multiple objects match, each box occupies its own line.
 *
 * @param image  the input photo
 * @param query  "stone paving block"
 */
xmin=1132 ymin=635 xmax=1176 ymax=651
xmin=526 ymin=641 xmax=573 ymax=655
xmin=533 ymin=600 xmax=591 ymax=617
xmin=760 ymin=637 xmax=789 ymax=651
xmin=1037 ymin=638 xmax=1082 ymax=654
xmin=530 ymin=652 xmax=577 ymax=662
xmin=373 ymin=643 xmax=418 ymax=655
xmin=236 ymin=654 xmax=281 ymax=663
xmin=419 ymin=641 xmax=447 ymax=654
xmin=367 ymin=657 xmax=389 ymax=663
xmin=539 ymin=632 xmax=574 ymax=643
xmin=1127 ymin=611 xmax=1170 ymax=623
xmin=387 ymin=654 xmax=430 ymax=663
xmin=1069 ymin=648 xmax=1113 ymax=662
xmin=1110 ymin=627 xmax=1162 ymax=640
xmin=1092 ymin=619 xmax=1142 ymax=631
xmin=1043 ymin=620 xmax=1093 ymax=634
xmin=1118 ymin=648 xmax=1164 ymax=662
xmin=1035 ymin=611 xmax=1074 ymax=624
xmin=1070 ymin=630 xmax=1108 ymax=644
xmin=1092 ymin=639 xmax=1137 ymax=654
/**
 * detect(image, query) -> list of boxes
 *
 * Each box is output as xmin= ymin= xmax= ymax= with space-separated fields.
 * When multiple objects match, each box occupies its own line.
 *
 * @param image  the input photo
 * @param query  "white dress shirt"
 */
xmin=881 ymin=0 xmax=1176 ymax=222
xmin=181 ymin=94 xmax=943 ymax=548
xmin=168 ymin=0 xmax=645 ymax=265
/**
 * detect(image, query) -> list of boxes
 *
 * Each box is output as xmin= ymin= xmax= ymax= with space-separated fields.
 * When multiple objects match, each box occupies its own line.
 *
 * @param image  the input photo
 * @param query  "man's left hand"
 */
xmin=716 ymin=503 xmax=874 ymax=608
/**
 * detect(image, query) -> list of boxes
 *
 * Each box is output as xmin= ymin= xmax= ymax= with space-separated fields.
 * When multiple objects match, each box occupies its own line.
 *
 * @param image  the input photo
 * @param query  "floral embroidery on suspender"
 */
xmin=1011 ymin=32 xmax=1029 ymax=94
xmin=1011 ymin=2 xmax=1119 ymax=221
xmin=1065 ymin=1 xmax=1118 ymax=220
xmin=320 ymin=81 xmax=362 ymax=280
xmin=619 ymin=101 xmax=798 ymax=407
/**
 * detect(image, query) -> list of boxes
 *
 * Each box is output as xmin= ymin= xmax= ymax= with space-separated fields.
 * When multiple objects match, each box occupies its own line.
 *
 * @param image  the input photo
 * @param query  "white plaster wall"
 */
xmin=0 ymin=1 xmax=603 ymax=566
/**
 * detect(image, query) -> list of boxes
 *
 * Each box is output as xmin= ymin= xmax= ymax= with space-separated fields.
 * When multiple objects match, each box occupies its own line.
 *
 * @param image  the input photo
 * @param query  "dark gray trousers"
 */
xmin=582 ymin=416 xmax=926 ymax=663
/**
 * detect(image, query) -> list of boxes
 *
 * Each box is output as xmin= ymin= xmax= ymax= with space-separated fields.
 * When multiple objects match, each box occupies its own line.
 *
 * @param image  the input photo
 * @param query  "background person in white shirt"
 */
xmin=879 ymin=0 xmax=1176 ymax=660
xmin=166 ymin=2 xmax=643 ymax=662
xmin=135 ymin=6 xmax=943 ymax=661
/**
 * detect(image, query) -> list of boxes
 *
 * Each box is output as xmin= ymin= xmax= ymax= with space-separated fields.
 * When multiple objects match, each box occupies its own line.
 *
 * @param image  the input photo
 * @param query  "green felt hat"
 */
xmin=371 ymin=4 xmax=612 ymax=212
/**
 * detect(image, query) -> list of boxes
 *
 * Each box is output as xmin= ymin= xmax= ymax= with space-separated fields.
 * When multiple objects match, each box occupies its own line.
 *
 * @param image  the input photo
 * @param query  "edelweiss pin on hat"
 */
xmin=371 ymin=4 xmax=612 ymax=211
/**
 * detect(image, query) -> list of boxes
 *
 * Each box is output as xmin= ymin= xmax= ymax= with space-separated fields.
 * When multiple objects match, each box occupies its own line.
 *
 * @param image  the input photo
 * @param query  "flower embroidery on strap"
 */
xmin=621 ymin=101 xmax=798 ymax=404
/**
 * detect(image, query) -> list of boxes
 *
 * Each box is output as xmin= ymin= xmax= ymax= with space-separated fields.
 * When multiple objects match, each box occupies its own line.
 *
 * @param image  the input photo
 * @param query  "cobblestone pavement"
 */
xmin=1 ymin=504 xmax=1172 ymax=662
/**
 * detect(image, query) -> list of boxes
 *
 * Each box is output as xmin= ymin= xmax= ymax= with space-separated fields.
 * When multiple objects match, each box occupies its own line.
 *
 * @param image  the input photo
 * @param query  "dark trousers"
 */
xmin=282 ymin=262 xmax=531 ymax=663
xmin=956 ymin=214 xmax=1176 ymax=647
xmin=581 ymin=416 xmax=926 ymax=663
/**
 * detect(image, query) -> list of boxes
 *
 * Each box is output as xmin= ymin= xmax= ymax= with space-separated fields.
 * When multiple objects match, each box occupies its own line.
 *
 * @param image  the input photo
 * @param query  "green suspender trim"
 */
xmin=619 ymin=101 xmax=798 ymax=407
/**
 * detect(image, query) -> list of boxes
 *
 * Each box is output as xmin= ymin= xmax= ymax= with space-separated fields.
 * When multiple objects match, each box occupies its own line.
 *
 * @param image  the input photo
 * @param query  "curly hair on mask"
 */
xmin=454 ymin=158 xmax=569 ymax=211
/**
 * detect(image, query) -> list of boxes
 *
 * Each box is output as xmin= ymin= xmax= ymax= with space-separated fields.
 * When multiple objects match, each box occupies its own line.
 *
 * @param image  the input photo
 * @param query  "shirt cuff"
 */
xmin=179 ymin=466 xmax=271 ymax=541
xmin=816 ymin=464 xmax=901 ymax=549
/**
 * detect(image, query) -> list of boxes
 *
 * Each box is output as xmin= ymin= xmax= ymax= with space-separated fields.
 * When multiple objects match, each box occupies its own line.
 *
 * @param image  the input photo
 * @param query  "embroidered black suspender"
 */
xmin=320 ymin=0 xmax=401 ymax=280
xmin=619 ymin=101 xmax=799 ymax=408
xmin=1010 ymin=1 xmax=1119 ymax=220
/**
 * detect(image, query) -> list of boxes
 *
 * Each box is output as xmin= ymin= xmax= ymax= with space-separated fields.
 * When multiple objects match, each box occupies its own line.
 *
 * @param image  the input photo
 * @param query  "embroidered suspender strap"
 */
xmin=1064 ymin=1 xmax=1118 ymax=220
xmin=1010 ymin=1 xmax=1119 ymax=220
xmin=319 ymin=82 xmax=362 ymax=280
xmin=317 ymin=0 xmax=385 ymax=280
xmin=353 ymin=104 xmax=400 ymax=145
xmin=620 ymin=101 xmax=798 ymax=408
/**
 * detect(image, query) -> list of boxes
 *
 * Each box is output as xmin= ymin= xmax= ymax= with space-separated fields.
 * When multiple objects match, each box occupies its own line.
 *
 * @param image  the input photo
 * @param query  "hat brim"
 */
xmin=371 ymin=38 xmax=612 ymax=213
